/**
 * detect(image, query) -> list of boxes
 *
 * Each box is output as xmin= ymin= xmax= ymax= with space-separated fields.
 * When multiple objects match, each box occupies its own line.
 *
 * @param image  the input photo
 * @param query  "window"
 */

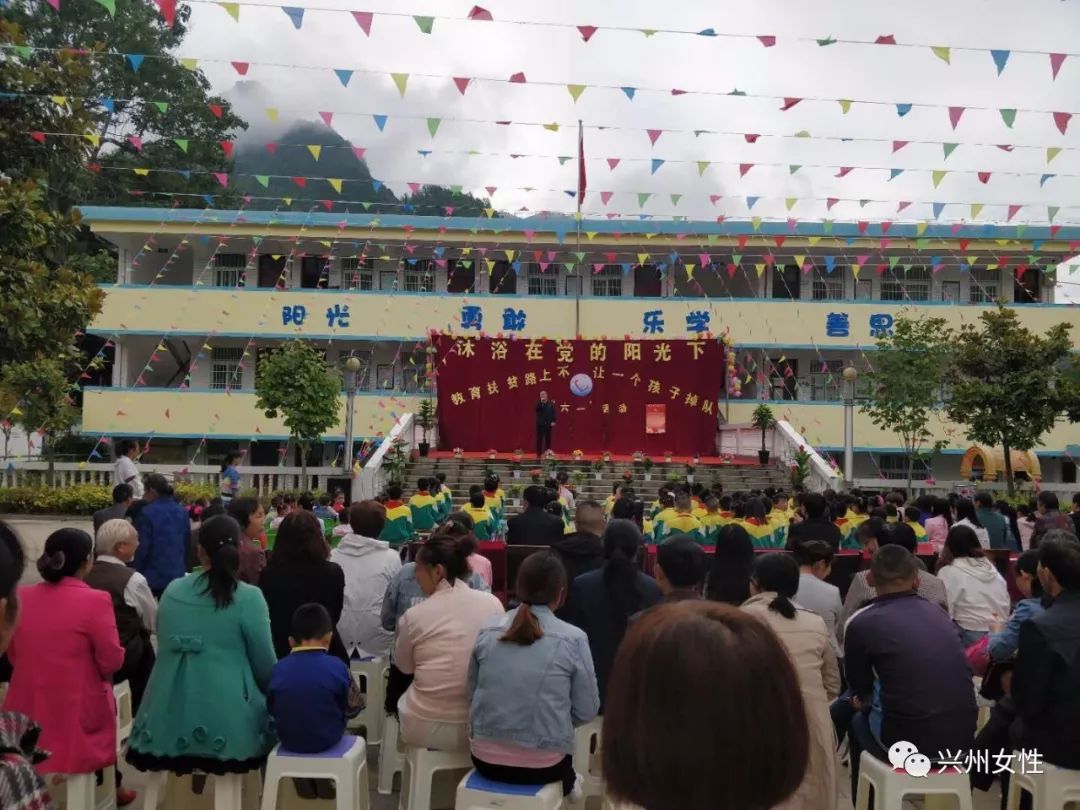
xmin=855 ymin=279 xmax=873 ymax=301
xmin=341 ymin=257 xmax=372 ymax=290
xmin=489 ymin=261 xmax=517 ymax=294
xmin=404 ymin=261 xmax=433 ymax=292
xmin=300 ymin=256 xmax=327 ymax=289
xmin=211 ymin=347 xmax=244 ymax=390
xmin=809 ymin=360 xmax=844 ymax=401
xmin=213 ymin=253 xmax=246 ymax=288
xmin=771 ymin=265 xmax=801 ymax=299
xmin=527 ymin=263 xmax=558 ymax=296
xmin=591 ymin=265 xmax=622 ymax=297
xmin=634 ymin=264 xmax=663 ymax=297
xmin=446 ymin=260 xmax=475 ymax=293
xmin=768 ymin=358 xmax=798 ymax=401
xmin=379 ymin=270 xmax=399 ymax=291
xmin=811 ymin=267 xmax=844 ymax=301
xmin=401 ymin=353 xmax=431 ymax=393
xmin=881 ymin=266 xmax=930 ymax=301
xmin=338 ymin=350 xmax=371 ymax=391
xmin=969 ymin=268 xmax=999 ymax=304
xmin=877 ymin=453 xmax=931 ymax=481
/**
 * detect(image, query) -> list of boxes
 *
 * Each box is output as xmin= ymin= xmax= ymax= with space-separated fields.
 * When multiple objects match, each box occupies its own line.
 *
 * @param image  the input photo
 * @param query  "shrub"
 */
xmin=0 ymin=482 xmax=224 ymax=515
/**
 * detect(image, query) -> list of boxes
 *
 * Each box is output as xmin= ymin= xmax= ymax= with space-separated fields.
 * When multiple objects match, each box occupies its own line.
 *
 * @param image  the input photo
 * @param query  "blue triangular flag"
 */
xmin=511 ymin=260 xmax=521 ymax=274
xmin=373 ymin=114 xmax=388 ymax=131
xmin=100 ymin=97 xmax=114 ymax=113
xmin=553 ymin=226 xmax=567 ymax=244
xmin=824 ymin=255 xmax=836 ymax=274
xmin=697 ymin=28 xmax=717 ymax=36
xmin=657 ymin=262 xmax=667 ymax=272
xmin=896 ymin=103 xmax=912 ymax=117
xmin=433 ymin=246 xmax=445 ymax=258
xmin=178 ymin=170 xmax=191 ymax=179
xmin=372 ymin=179 xmax=383 ymax=191
xmin=1039 ymin=174 xmax=1055 ymax=187
xmin=282 ymin=6 xmax=304 ymax=28
xmin=621 ymin=87 xmax=636 ymax=100
xmin=202 ymin=194 xmax=214 ymax=206
xmin=126 ymin=54 xmax=144 ymax=71
xmin=651 ymin=158 xmax=664 ymax=174
xmin=889 ymin=168 xmax=904 ymax=181
xmin=932 ymin=202 xmax=946 ymax=218
xmin=564 ymin=190 xmax=575 ymax=198
xmin=417 ymin=149 xmax=431 ymax=157
xmin=402 ymin=204 xmax=414 ymax=213
xmin=990 ymin=49 xmax=1010 ymax=75
xmin=334 ymin=69 xmax=353 ymax=87
xmin=1032 ymin=239 xmax=1044 ymax=251
xmin=621 ymin=262 xmax=632 ymax=275
xmin=746 ymin=196 xmax=760 ymax=209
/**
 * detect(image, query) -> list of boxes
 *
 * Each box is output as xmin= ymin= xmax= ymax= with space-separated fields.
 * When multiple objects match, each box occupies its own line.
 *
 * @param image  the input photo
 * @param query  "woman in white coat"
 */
xmin=936 ymin=524 xmax=1011 ymax=647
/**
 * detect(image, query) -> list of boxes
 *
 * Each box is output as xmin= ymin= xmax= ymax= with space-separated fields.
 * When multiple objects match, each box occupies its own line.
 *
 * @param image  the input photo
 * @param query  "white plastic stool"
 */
xmin=399 ymin=745 xmax=472 ymax=810
xmin=1005 ymin=754 xmax=1080 ymax=810
xmin=854 ymin=752 xmax=973 ymax=810
xmin=51 ymin=773 xmax=98 ymax=810
xmin=378 ymin=713 xmax=405 ymax=795
xmin=141 ymin=770 xmax=251 ymax=810
xmin=113 ymin=681 xmax=133 ymax=754
xmin=260 ymin=735 xmax=368 ymax=810
xmin=454 ymin=770 xmax=563 ymax=809
xmin=348 ymin=657 xmax=386 ymax=745
xmin=572 ymin=718 xmax=603 ymax=800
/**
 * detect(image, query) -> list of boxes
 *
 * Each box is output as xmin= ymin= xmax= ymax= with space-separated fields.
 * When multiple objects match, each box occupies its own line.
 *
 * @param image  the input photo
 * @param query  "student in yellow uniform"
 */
xmin=482 ymin=476 xmax=504 ymax=526
xmin=650 ymin=491 xmax=678 ymax=543
xmin=699 ymin=494 xmax=727 ymax=546
xmin=736 ymin=497 xmax=781 ymax=549
xmin=379 ymin=482 xmax=414 ymax=547
xmin=649 ymin=484 xmax=674 ymax=521
xmin=657 ymin=490 xmax=705 ymax=545
xmin=903 ymin=506 xmax=928 ymax=541
xmin=432 ymin=472 xmax=452 ymax=521
xmin=462 ymin=490 xmax=496 ymax=541
xmin=408 ymin=477 xmax=440 ymax=532
xmin=767 ymin=493 xmax=792 ymax=548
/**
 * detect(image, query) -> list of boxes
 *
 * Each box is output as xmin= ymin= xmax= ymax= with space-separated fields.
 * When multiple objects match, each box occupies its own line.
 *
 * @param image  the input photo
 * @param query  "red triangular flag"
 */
xmin=30 ymin=131 xmax=45 ymax=143
xmin=607 ymin=158 xmax=620 ymax=170
xmin=577 ymin=25 xmax=597 ymax=42
xmin=773 ymin=236 xmax=786 ymax=248
xmin=155 ymin=0 xmax=176 ymax=26
xmin=646 ymin=129 xmax=662 ymax=145
xmin=352 ymin=11 xmax=372 ymax=34
xmin=875 ymin=34 xmax=896 ymax=44
xmin=891 ymin=140 xmax=908 ymax=152
xmin=509 ymin=72 xmax=527 ymax=83
xmin=709 ymin=195 xmax=722 ymax=205
xmin=835 ymin=166 xmax=854 ymax=178
xmin=485 ymin=185 xmax=497 ymax=197
xmin=780 ymin=97 xmax=802 ymax=111
xmin=467 ymin=5 xmax=492 ymax=20
xmin=827 ymin=197 xmax=839 ymax=210
xmin=880 ymin=221 xmax=892 ymax=234
xmin=977 ymin=172 xmax=991 ymax=184
xmin=219 ymin=140 xmax=233 ymax=157
xmin=670 ymin=88 xmax=687 ymax=96
xmin=736 ymin=235 xmax=748 ymax=250
xmin=292 ymin=176 xmax=307 ymax=188
xmin=1053 ymin=111 xmax=1071 ymax=135
xmin=758 ymin=35 xmax=776 ymax=47
xmin=231 ymin=61 xmax=249 ymax=75
xmin=1049 ymin=53 xmax=1066 ymax=80
xmin=948 ymin=106 xmax=965 ymax=129
xmin=1007 ymin=204 xmax=1022 ymax=221
xmin=857 ymin=221 xmax=869 ymax=234
xmin=208 ymin=103 xmax=223 ymax=118
xmin=739 ymin=163 xmax=753 ymax=177
xmin=453 ymin=77 xmax=471 ymax=94
xmin=744 ymin=133 xmax=760 ymax=143
xmin=265 ymin=142 xmax=278 ymax=154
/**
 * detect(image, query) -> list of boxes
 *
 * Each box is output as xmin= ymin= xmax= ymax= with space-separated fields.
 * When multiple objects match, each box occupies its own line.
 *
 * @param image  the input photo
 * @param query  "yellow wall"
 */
xmin=91 ymin=287 xmax=1080 ymax=346
xmin=82 ymin=389 xmax=423 ymax=439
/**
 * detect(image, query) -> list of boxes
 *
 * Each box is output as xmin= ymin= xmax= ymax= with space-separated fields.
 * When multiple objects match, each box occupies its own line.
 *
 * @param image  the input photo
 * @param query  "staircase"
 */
xmin=405 ymin=458 xmax=793 ymax=512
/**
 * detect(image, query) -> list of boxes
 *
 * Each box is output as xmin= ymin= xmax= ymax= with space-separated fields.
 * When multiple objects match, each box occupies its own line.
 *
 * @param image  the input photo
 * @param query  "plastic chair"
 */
xmin=113 ymin=681 xmax=133 ymax=754
xmin=398 ymin=745 xmax=472 ymax=810
xmin=141 ymin=770 xmax=255 ymax=810
xmin=260 ymin=735 xmax=368 ymax=810
xmin=454 ymin=770 xmax=563 ymax=809
xmin=572 ymin=718 xmax=603 ymax=800
xmin=377 ymin=713 xmax=404 ymax=795
xmin=1005 ymin=754 xmax=1080 ymax=810
xmin=348 ymin=657 xmax=386 ymax=745
xmin=854 ymin=752 xmax=973 ymax=810
xmin=48 ymin=773 xmax=100 ymax=810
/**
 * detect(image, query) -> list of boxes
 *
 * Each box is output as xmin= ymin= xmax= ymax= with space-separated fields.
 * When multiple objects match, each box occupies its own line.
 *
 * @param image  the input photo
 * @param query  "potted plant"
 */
xmin=572 ymin=449 xmax=585 ymax=462
xmin=571 ymin=469 xmax=585 ymax=489
xmin=592 ymin=459 xmax=604 ymax=480
xmin=512 ymin=448 xmax=524 ymax=464
xmin=642 ymin=455 xmax=654 ymax=480
xmin=452 ymin=446 xmax=464 ymax=461
xmin=416 ymin=399 xmax=435 ymax=457
xmin=508 ymin=483 xmax=523 ymax=507
xmin=487 ymin=448 xmax=498 ymax=461
xmin=621 ymin=468 xmax=634 ymax=486
xmin=530 ymin=468 xmax=544 ymax=485
xmin=791 ymin=445 xmax=811 ymax=489
xmin=752 ymin=403 xmax=776 ymax=465
xmin=685 ymin=461 xmax=696 ymax=484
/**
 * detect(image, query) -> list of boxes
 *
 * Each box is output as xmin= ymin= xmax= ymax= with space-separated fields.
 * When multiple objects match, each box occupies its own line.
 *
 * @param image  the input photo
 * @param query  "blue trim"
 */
xmin=76 ymin=206 xmax=1080 ymax=241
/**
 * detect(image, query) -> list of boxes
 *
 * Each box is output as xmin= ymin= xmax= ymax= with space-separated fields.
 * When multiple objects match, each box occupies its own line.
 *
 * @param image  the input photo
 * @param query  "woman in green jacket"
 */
xmin=127 ymin=515 xmax=277 ymax=775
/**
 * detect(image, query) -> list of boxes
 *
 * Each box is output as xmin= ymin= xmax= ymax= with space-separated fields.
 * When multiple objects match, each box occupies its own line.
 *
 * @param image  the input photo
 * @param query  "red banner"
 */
xmin=433 ymin=336 xmax=724 ymax=455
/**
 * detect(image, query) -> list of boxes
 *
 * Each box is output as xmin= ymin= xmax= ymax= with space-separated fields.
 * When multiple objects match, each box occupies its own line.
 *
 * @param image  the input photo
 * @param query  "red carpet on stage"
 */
xmin=433 ymin=335 xmax=725 ymax=455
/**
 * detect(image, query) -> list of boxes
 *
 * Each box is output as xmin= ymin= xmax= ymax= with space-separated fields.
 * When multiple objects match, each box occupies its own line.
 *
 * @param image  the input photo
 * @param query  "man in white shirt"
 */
xmin=113 ymin=439 xmax=145 ymax=500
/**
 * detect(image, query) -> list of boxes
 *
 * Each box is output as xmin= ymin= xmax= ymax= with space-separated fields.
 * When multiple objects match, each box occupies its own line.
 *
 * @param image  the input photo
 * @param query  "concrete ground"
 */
xmin=4 ymin=516 xmax=1006 ymax=809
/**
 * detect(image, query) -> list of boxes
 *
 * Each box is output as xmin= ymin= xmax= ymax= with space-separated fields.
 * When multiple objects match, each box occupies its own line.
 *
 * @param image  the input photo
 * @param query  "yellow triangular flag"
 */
xmin=282 ymin=197 xmax=293 ymax=205
xmin=852 ymin=265 xmax=861 ymax=279
xmin=83 ymin=133 xmax=100 ymax=146
xmin=484 ymin=208 xmax=494 ymax=218
xmin=328 ymin=178 xmax=343 ymax=193
xmin=696 ymin=161 xmax=710 ymax=176
xmin=265 ymin=108 xmax=279 ymax=121
xmin=1047 ymin=147 xmax=1061 ymax=164
xmin=932 ymin=170 xmax=947 ymax=188
xmin=50 ymin=95 xmax=67 ymax=106
xmin=180 ymin=58 xmax=198 ymax=71
xmin=505 ymin=250 xmax=516 ymax=261
xmin=543 ymin=122 xmax=560 ymax=132
xmin=637 ymin=253 xmax=650 ymax=265
xmin=808 ymin=236 xmax=821 ymax=246
xmin=751 ymin=217 xmax=762 ymax=231
xmin=567 ymin=84 xmax=586 ymax=102
xmin=684 ymin=264 xmax=696 ymax=280
xmin=307 ymin=144 xmax=322 ymax=161
xmin=916 ymin=222 xmax=929 ymax=236
xmin=585 ymin=232 xmax=598 ymax=241
xmin=966 ymin=255 xmax=978 ymax=266
xmin=485 ymin=259 xmax=496 ymax=274
xmin=133 ymin=168 xmax=150 ymax=176
xmin=391 ymin=73 xmax=409 ymax=98
xmin=794 ymin=255 xmax=806 ymax=269
xmin=218 ymin=2 xmax=239 ymax=21
xmin=755 ymin=263 xmax=766 ymax=277
xmin=785 ymin=197 xmax=797 ymax=211
xmin=931 ymin=45 xmax=951 ymax=64
xmin=838 ymin=99 xmax=852 ymax=114
xmin=970 ymin=203 xmax=984 ymax=218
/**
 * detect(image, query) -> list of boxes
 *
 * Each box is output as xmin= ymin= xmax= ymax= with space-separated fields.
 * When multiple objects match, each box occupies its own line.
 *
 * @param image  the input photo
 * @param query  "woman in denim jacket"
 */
xmin=468 ymin=552 xmax=599 ymax=797
xmin=987 ymin=549 xmax=1046 ymax=661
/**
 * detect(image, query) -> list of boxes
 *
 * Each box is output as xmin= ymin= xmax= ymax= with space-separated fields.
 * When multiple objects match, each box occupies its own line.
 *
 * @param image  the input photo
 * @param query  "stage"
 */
xmin=424 ymin=450 xmax=761 ymax=466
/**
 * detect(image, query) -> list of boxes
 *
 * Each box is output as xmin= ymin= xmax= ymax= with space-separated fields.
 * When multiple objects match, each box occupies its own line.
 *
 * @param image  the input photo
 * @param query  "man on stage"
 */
xmin=535 ymin=390 xmax=556 ymax=458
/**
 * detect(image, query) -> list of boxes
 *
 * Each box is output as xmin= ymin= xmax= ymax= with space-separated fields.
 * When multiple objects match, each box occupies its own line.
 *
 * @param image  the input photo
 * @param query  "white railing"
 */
xmin=715 ymin=423 xmax=766 ymax=459
xmin=852 ymin=478 xmax=1076 ymax=499
xmin=354 ymin=411 xmax=416 ymax=502
xmin=772 ymin=420 xmax=843 ymax=492
xmin=0 ymin=462 xmax=344 ymax=496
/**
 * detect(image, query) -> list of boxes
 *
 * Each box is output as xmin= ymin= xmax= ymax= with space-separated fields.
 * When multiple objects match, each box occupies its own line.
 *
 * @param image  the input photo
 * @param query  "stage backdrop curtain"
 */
xmin=433 ymin=335 xmax=723 ymax=455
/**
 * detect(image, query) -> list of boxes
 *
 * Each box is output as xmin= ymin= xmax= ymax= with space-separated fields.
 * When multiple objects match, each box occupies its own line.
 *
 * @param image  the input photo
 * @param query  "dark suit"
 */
xmin=506 ymin=506 xmax=565 ymax=546
xmin=535 ymin=399 xmax=556 ymax=456
xmin=787 ymin=517 xmax=843 ymax=551
xmin=93 ymin=501 xmax=131 ymax=532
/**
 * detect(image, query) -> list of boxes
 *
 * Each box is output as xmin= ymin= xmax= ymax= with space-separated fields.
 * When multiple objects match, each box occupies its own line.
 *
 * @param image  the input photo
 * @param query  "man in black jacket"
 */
xmin=787 ymin=492 xmax=842 ymax=550
xmin=1012 ymin=532 xmax=1080 ymax=770
xmin=506 ymin=485 xmax=565 ymax=546
xmin=552 ymin=500 xmax=605 ymax=609
xmin=535 ymin=390 xmax=556 ymax=458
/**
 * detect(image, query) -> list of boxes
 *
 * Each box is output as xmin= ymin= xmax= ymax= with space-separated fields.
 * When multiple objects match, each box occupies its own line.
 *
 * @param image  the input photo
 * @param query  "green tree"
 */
xmin=254 ymin=341 xmax=341 ymax=489
xmin=1 ymin=359 xmax=78 ymax=483
xmin=947 ymin=306 xmax=1080 ymax=494
xmin=862 ymin=314 xmax=953 ymax=491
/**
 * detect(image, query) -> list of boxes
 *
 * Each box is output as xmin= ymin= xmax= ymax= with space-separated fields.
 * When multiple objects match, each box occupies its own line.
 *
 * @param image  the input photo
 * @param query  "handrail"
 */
xmin=772 ymin=420 xmax=843 ymax=492
xmin=355 ymin=411 xmax=416 ymax=501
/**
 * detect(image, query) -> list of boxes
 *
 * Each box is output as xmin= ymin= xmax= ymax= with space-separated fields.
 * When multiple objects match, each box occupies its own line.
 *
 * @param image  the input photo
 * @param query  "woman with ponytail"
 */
xmin=126 ymin=515 xmax=277 ymax=777
xmin=564 ymin=519 xmax=661 ymax=708
xmin=742 ymin=552 xmax=840 ymax=810
xmin=4 ymin=528 xmax=126 ymax=781
xmin=468 ymin=552 xmax=598 ymax=797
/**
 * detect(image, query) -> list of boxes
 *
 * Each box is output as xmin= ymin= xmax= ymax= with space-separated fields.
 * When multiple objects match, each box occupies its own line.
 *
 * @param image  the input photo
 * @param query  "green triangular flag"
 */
xmin=255 ymin=175 xmax=269 ymax=188
xmin=1048 ymin=206 xmax=1059 ymax=222
xmin=932 ymin=170 xmax=948 ymax=188
xmin=413 ymin=15 xmax=433 ymax=33
xmin=14 ymin=45 xmax=31 ymax=59
xmin=637 ymin=193 xmax=651 ymax=207
xmin=574 ymin=252 xmax=586 ymax=261
xmin=153 ymin=101 xmax=168 ymax=113
xmin=426 ymin=118 xmax=441 ymax=136
xmin=451 ymin=184 xmax=463 ymax=193
xmin=888 ymin=255 xmax=901 ymax=269
xmin=837 ymin=99 xmax=852 ymax=113
xmin=670 ymin=194 xmax=682 ymax=206
xmin=173 ymin=138 xmax=189 ymax=152
xmin=999 ymin=109 xmax=1016 ymax=128
xmin=789 ymin=165 xmax=802 ymax=174
xmin=391 ymin=73 xmax=409 ymax=98
xmin=817 ymin=36 xmax=837 ymax=46
xmin=822 ymin=220 xmax=833 ymax=234
xmin=558 ymin=156 xmax=572 ymax=165
xmin=696 ymin=161 xmax=710 ymax=176
xmin=942 ymin=143 xmax=958 ymax=159
xmin=95 ymin=0 xmax=116 ymax=15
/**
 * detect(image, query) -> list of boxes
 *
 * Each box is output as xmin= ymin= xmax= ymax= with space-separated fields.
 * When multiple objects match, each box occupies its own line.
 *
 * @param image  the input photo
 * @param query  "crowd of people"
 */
xmin=1 ymin=467 xmax=1079 ymax=810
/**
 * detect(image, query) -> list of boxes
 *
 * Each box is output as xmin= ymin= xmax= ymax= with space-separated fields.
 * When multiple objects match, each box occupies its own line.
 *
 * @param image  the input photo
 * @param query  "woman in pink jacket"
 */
xmin=3 ymin=528 xmax=125 ymax=776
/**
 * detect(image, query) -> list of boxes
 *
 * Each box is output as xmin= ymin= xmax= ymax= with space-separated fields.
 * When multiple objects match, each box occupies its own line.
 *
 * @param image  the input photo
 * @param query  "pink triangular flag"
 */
xmin=1050 ymin=53 xmax=1066 ymax=80
xmin=827 ymin=197 xmax=839 ymax=210
xmin=213 ymin=172 xmax=228 ymax=187
xmin=509 ymin=72 xmax=527 ymax=83
xmin=709 ymin=195 xmax=722 ymax=205
xmin=1053 ymin=111 xmax=1071 ymax=135
xmin=948 ymin=106 xmax=965 ymax=129
xmin=352 ymin=146 xmax=366 ymax=160
xmin=758 ymin=35 xmax=776 ymax=47
xmin=607 ymin=158 xmax=620 ymax=170
xmin=835 ymin=166 xmax=854 ymax=178
xmin=891 ymin=140 xmax=908 ymax=152
xmin=319 ymin=111 xmax=333 ymax=127
xmin=780 ymin=97 xmax=802 ymax=111
xmin=485 ymin=185 xmax=497 ymax=197
xmin=857 ymin=221 xmax=869 ymax=234
xmin=977 ymin=172 xmax=991 ymax=184
xmin=996 ymin=144 xmax=1014 ymax=152
xmin=231 ymin=61 xmax=249 ymax=75
xmin=1007 ymin=204 xmax=1022 ymax=221
xmin=600 ymin=191 xmax=613 ymax=205
xmin=875 ymin=34 xmax=896 ymax=45
xmin=265 ymin=142 xmax=278 ymax=154
xmin=880 ymin=221 xmax=892 ymax=234
xmin=744 ymin=133 xmax=760 ymax=143
xmin=467 ymin=5 xmax=492 ymax=20
xmin=577 ymin=25 xmax=597 ymax=42
xmin=739 ymin=163 xmax=753 ymax=177
xmin=646 ymin=129 xmax=662 ymax=145
xmin=699 ymin=253 xmax=711 ymax=266
xmin=453 ymin=77 xmax=471 ymax=94
xmin=407 ymin=182 xmax=421 ymax=193
xmin=897 ymin=200 xmax=912 ymax=212
xmin=128 ymin=135 xmax=143 ymax=150
xmin=352 ymin=11 xmax=372 ymax=34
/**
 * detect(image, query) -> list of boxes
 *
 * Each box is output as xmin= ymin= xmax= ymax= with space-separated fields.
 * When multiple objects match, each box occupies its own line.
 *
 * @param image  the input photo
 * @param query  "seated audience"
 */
xmin=269 ymin=494 xmax=295 ymax=529
xmin=792 ymin=539 xmax=843 ymax=663
xmin=379 ymin=483 xmax=415 ymax=547
xmin=653 ymin=535 xmax=706 ymax=604
xmin=127 ymin=516 xmax=277 ymax=777
xmin=259 ymin=510 xmax=347 ymax=663
xmin=603 ymin=601 xmax=809 ymax=810
xmin=924 ymin=497 xmax=953 ymax=554
xmin=988 ymin=549 xmax=1044 ymax=662
xmin=954 ymin=498 xmax=991 ymax=549
xmin=704 ymin=524 xmax=755 ymax=605
xmin=439 ymin=512 xmax=492 ymax=588
xmin=842 ymin=520 xmax=949 ymax=623
xmin=4 ymin=529 xmax=125 ymax=793
xmin=330 ymin=500 xmax=402 ymax=659
xmin=655 ymin=490 xmax=704 ymax=544
xmin=903 ymin=506 xmax=928 ymax=540
xmin=1031 ymin=490 xmax=1076 ymax=547
xmin=0 ymin=522 xmax=54 ymax=809
xmin=408 ymin=478 xmax=440 ymax=532
xmin=974 ymin=491 xmax=1008 ymax=549
xmin=332 ymin=509 xmax=351 ymax=539
xmin=937 ymin=524 xmax=1011 ymax=647
xmin=312 ymin=494 xmax=339 ymax=525
xmin=787 ymin=492 xmax=842 ymax=550
xmin=507 ymin=485 xmax=565 ymax=546
xmin=556 ymin=471 xmax=575 ymax=511
xmin=1016 ymin=501 xmax=1037 ymax=550
xmin=394 ymin=535 xmax=505 ymax=751
xmin=226 ymin=496 xmax=268 ymax=584
xmin=843 ymin=546 xmax=976 ymax=799
xmin=463 ymin=489 xmax=496 ymax=540
xmin=432 ymin=473 xmax=452 ymax=521
xmin=268 ymin=604 xmax=360 ymax=755
xmin=469 ymin=552 xmax=599 ymax=796
xmin=94 ymin=483 xmax=134 ymax=532
xmin=550 ymin=500 xmax=605 ymax=599
xmin=133 ymin=473 xmax=191 ymax=597
xmin=564 ymin=519 xmax=661 ymax=706
xmin=743 ymin=553 xmax=840 ymax=810
xmin=298 ymin=492 xmax=325 ymax=532
xmin=483 ymin=476 xmax=505 ymax=526
xmin=88 ymin=519 xmax=158 ymax=710
xmin=699 ymin=494 xmax=725 ymax=545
